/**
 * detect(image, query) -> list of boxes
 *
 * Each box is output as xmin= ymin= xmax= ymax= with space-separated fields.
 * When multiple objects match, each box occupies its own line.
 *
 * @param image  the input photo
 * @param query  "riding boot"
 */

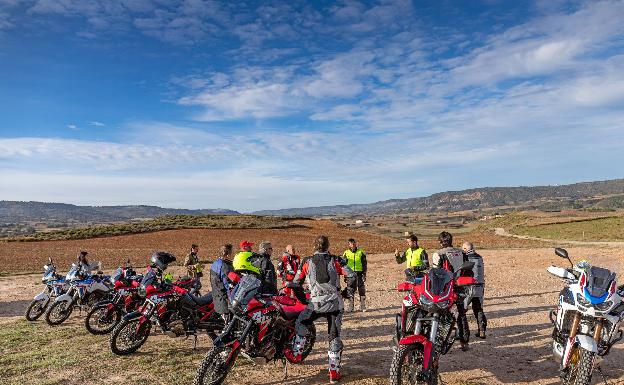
xmin=328 ymin=350 xmax=342 ymax=383
xmin=477 ymin=311 xmax=487 ymax=339
xmin=359 ymin=296 xmax=366 ymax=312
xmin=347 ymin=297 xmax=354 ymax=312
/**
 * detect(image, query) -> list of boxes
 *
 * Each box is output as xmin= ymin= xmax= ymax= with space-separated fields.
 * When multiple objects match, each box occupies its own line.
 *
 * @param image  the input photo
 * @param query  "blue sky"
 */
xmin=1 ymin=0 xmax=624 ymax=212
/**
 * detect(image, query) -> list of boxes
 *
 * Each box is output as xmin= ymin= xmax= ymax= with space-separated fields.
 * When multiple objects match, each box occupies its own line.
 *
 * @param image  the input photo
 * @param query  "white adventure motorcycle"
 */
xmin=547 ymin=248 xmax=624 ymax=385
xmin=25 ymin=258 xmax=69 ymax=321
xmin=45 ymin=262 xmax=112 ymax=326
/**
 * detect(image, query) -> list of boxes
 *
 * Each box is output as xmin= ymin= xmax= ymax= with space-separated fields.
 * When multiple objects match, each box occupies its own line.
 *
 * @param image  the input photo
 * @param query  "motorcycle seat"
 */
xmin=281 ymin=310 xmax=300 ymax=320
xmin=191 ymin=292 xmax=213 ymax=306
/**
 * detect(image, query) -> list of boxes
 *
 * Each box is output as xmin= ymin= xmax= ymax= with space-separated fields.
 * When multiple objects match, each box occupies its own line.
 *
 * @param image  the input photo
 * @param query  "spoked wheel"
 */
xmin=194 ymin=346 xmax=238 ymax=385
xmin=109 ymin=318 xmax=151 ymax=355
xmin=85 ymin=305 xmax=121 ymax=335
xmin=25 ymin=299 xmax=48 ymax=321
xmin=45 ymin=300 xmax=73 ymax=326
xmin=390 ymin=344 xmax=436 ymax=385
xmin=562 ymin=347 xmax=594 ymax=385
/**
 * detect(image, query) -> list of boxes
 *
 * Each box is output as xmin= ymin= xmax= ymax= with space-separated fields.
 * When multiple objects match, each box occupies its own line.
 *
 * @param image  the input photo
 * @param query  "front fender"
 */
xmin=53 ymin=293 xmax=73 ymax=303
xmin=575 ymin=335 xmax=598 ymax=353
xmin=34 ymin=290 xmax=50 ymax=302
xmin=399 ymin=334 xmax=433 ymax=370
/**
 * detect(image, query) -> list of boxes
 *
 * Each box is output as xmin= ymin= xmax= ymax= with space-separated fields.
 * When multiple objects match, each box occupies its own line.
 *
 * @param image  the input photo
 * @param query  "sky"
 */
xmin=1 ymin=0 xmax=624 ymax=212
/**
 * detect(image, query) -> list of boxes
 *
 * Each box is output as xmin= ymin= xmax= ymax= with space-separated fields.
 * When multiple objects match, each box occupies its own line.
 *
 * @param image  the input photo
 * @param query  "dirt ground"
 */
xmin=1 ymin=243 xmax=623 ymax=385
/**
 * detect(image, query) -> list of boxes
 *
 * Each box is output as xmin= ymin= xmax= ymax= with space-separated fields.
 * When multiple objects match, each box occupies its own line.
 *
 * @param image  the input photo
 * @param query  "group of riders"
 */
xmin=168 ymin=231 xmax=489 ymax=383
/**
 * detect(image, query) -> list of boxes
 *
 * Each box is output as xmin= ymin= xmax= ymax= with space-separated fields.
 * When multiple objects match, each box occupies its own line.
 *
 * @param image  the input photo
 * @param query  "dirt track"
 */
xmin=2 ymin=245 xmax=623 ymax=385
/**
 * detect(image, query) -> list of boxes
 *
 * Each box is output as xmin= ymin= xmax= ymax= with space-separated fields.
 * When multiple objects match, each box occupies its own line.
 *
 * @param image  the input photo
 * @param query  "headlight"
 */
xmin=576 ymin=293 xmax=591 ymax=308
xmin=595 ymin=301 xmax=613 ymax=312
xmin=419 ymin=295 xmax=433 ymax=306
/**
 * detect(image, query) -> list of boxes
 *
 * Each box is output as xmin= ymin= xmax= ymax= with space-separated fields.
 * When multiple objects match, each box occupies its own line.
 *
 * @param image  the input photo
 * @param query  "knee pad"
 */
xmin=329 ymin=337 xmax=343 ymax=353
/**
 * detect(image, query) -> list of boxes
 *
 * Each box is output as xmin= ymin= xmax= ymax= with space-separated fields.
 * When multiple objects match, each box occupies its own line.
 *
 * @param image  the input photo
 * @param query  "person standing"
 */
xmin=462 ymin=241 xmax=487 ymax=339
xmin=289 ymin=235 xmax=356 ymax=383
xmin=342 ymin=238 xmax=367 ymax=312
xmin=395 ymin=234 xmax=429 ymax=278
xmin=184 ymin=244 xmax=203 ymax=278
xmin=210 ymin=244 xmax=234 ymax=320
xmin=255 ymin=241 xmax=278 ymax=295
xmin=432 ymin=231 xmax=470 ymax=350
xmin=278 ymin=244 xmax=301 ymax=297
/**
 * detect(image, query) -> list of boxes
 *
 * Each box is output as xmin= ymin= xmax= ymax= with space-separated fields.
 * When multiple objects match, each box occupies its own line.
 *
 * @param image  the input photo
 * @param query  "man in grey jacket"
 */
xmin=288 ymin=235 xmax=356 ymax=383
xmin=463 ymin=241 xmax=487 ymax=339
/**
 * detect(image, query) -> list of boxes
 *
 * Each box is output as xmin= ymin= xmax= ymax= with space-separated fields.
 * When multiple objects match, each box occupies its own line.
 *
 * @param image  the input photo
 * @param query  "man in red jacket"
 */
xmin=277 ymin=244 xmax=301 ymax=297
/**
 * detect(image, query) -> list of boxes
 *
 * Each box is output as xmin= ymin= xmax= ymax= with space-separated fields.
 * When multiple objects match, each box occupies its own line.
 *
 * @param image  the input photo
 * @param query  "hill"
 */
xmin=0 ymin=201 xmax=239 ymax=224
xmin=253 ymin=178 xmax=624 ymax=216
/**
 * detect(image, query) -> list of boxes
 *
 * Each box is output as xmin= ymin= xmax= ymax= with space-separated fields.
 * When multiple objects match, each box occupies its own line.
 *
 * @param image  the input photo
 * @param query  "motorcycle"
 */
xmin=389 ymin=263 xmax=477 ymax=385
xmin=25 ymin=258 xmax=68 ymax=321
xmin=84 ymin=262 xmax=143 ymax=335
xmin=109 ymin=268 xmax=222 ymax=355
xmin=194 ymin=274 xmax=316 ymax=385
xmin=547 ymin=247 xmax=624 ymax=385
xmin=44 ymin=262 xmax=112 ymax=326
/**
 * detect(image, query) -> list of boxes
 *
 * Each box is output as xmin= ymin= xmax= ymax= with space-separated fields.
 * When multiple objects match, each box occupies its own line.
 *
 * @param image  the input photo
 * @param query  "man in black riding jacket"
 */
xmin=432 ymin=231 xmax=471 ymax=351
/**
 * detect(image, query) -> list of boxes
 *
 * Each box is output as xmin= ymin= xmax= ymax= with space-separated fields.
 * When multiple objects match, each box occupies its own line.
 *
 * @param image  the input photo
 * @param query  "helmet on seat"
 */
xmin=151 ymin=251 xmax=176 ymax=271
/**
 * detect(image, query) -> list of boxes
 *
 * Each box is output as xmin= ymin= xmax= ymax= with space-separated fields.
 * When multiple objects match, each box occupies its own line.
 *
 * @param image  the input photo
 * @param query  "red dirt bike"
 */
xmin=389 ymin=263 xmax=477 ymax=385
xmin=109 ymin=269 xmax=223 ymax=355
xmin=84 ymin=263 xmax=143 ymax=335
xmin=194 ymin=275 xmax=316 ymax=385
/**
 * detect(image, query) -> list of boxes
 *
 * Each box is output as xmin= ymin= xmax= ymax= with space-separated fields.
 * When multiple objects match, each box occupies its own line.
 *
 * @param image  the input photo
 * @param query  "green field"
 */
xmin=4 ymin=215 xmax=299 ymax=242
xmin=514 ymin=216 xmax=624 ymax=241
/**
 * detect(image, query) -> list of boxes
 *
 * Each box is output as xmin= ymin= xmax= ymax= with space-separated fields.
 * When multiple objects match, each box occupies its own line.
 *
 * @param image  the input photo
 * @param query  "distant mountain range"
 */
xmin=3 ymin=179 xmax=624 ymax=223
xmin=253 ymin=178 xmax=624 ymax=216
xmin=0 ymin=201 xmax=238 ymax=224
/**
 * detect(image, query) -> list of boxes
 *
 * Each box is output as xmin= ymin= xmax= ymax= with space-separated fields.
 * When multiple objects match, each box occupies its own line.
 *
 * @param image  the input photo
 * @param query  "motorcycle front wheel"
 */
xmin=109 ymin=318 xmax=151 ymax=355
xmin=194 ymin=345 xmax=239 ymax=385
xmin=25 ymin=299 xmax=48 ymax=321
xmin=562 ymin=347 xmax=594 ymax=385
xmin=389 ymin=343 xmax=437 ymax=385
xmin=85 ymin=304 xmax=121 ymax=335
xmin=45 ymin=300 xmax=74 ymax=325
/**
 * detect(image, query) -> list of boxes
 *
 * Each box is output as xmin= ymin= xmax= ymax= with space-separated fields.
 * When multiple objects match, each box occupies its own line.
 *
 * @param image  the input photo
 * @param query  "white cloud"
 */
xmin=88 ymin=121 xmax=106 ymax=127
xmin=67 ymin=124 xmax=78 ymax=130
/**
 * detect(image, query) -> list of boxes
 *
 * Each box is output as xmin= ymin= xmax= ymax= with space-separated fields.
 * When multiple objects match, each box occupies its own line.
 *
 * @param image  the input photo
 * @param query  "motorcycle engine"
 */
xmin=166 ymin=319 xmax=186 ymax=337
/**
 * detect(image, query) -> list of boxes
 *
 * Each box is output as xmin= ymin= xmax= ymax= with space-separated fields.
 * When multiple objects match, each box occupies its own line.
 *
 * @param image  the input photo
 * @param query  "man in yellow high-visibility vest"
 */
xmin=342 ymin=238 xmax=367 ymax=312
xmin=395 ymin=234 xmax=429 ymax=277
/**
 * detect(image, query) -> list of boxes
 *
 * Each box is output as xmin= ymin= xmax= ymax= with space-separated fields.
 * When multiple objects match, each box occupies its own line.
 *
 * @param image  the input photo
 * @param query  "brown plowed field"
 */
xmin=0 ymin=220 xmax=546 ymax=274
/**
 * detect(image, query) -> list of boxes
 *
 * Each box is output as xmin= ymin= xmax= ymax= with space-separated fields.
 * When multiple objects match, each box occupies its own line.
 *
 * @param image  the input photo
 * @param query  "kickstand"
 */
xmin=282 ymin=358 xmax=288 ymax=380
xmin=596 ymin=365 xmax=610 ymax=385
xmin=437 ymin=374 xmax=445 ymax=385
xmin=193 ymin=334 xmax=198 ymax=350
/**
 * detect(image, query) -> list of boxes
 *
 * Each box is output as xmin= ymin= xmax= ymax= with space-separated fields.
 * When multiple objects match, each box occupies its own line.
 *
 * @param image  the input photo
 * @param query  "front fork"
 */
xmin=561 ymin=312 xmax=601 ymax=369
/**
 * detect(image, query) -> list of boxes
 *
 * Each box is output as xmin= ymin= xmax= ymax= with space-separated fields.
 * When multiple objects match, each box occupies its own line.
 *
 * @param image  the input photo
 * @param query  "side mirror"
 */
xmin=397 ymin=282 xmax=412 ymax=292
xmin=555 ymin=248 xmax=568 ymax=259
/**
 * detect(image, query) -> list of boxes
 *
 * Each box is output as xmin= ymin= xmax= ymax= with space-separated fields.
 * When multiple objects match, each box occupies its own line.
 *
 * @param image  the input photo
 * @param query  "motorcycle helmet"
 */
xmin=150 ymin=251 xmax=176 ymax=271
xmin=232 ymin=251 xmax=261 ymax=275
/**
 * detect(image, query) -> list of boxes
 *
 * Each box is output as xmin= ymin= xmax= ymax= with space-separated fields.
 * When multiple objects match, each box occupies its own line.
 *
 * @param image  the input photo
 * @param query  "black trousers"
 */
xmin=347 ymin=272 xmax=366 ymax=297
xmin=456 ymin=300 xmax=470 ymax=343
xmin=468 ymin=296 xmax=488 ymax=333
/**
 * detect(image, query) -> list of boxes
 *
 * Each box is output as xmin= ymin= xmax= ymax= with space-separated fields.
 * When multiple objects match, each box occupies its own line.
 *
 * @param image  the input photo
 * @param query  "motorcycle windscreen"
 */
xmin=585 ymin=266 xmax=616 ymax=299
xmin=427 ymin=268 xmax=453 ymax=296
xmin=230 ymin=274 xmax=262 ymax=312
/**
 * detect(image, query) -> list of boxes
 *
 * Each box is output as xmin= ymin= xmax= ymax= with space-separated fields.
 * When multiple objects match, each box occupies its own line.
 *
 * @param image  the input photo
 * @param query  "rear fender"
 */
xmin=399 ymin=334 xmax=433 ymax=370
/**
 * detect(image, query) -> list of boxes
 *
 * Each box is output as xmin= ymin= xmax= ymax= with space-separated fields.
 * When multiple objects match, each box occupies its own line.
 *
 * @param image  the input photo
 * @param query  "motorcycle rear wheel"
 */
xmin=25 ymin=299 xmax=47 ymax=321
xmin=45 ymin=300 xmax=73 ymax=325
xmin=109 ymin=318 xmax=151 ymax=355
xmin=85 ymin=304 xmax=121 ymax=335
xmin=194 ymin=346 xmax=238 ymax=385
xmin=389 ymin=343 xmax=437 ymax=385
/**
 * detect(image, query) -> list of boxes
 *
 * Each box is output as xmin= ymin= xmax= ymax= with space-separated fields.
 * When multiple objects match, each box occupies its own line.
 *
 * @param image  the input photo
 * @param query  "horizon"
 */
xmin=3 ymin=176 xmax=622 ymax=213
xmin=1 ymin=1 xmax=624 ymax=212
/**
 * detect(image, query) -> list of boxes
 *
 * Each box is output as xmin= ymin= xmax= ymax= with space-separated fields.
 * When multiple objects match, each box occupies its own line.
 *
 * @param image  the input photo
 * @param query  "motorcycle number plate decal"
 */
xmin=251 ymin=311 xmax=271 ymax=325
